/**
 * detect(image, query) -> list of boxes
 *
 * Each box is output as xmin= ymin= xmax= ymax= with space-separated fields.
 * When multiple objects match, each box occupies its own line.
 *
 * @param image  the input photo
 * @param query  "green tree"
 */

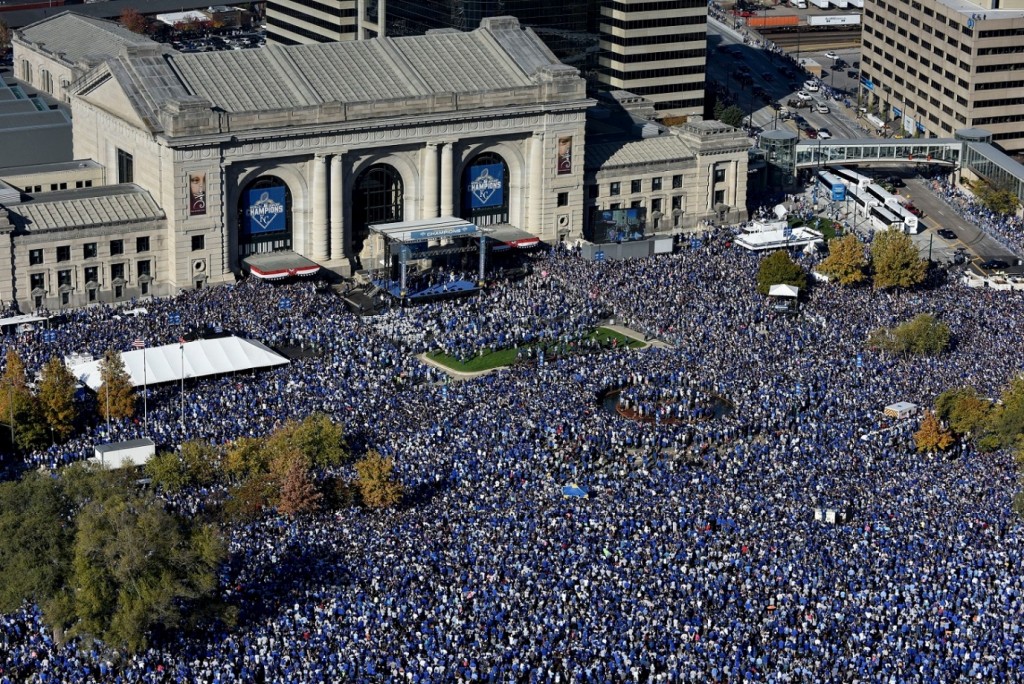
xmin=914 ymin=410 xmax=955 ymax=452
xmin=867 ymin=313 xmax=950 ymax=357
xmin=53 ymin=491 xmax=224 ymax=652
xmin=895 ymin=313 xmax=950 ymax=356
xmin=38 ymin=356 xmax=78 ymax=443
xmin=0 ymin=348 xmax=31 ymax=426
xmin=935 ymin=387 xmax=991 ymax=437
xmin=223 ymin=436 xmax=269 ymax=481
xmin=354 ymin=450 xmax=404 ymax=509
xmin=718 ymin=105 xmax=745 ymax=128
xmin=277 ymin=456 xmax=322 ymax=517
xmin=97 ymin=348 xmax=136 ymax=422
xmin=818 ymin=233 xmax=868 ymax=286
xmin=974 ymin=180 xmax=1020 ymax=216
xmin=12 ymin=394 xmax=49 ymax=452
xmin=870 ymin=230 xmax=927 ymax=289
xmin=222 ymin=473 xmax=276 ymax=523
xmin=264 ymin=413 xmax=347 ymax=473
xmin=756 ymin=249 xmax=807 ymax=296
xmin=980 ymin=376 xmax=1024 ymax=452
xmin=0 ymin=473 xmax=74 ymax=613
xmin=144 ymin=450 xmax=191 ymax=492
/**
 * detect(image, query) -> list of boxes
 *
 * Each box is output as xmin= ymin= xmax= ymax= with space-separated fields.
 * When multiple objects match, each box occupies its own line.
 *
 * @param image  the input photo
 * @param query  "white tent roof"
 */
xmin=71 ymin=336 xmax=289 ymax=391
xmin=769 ymin=284 xmax=800 ymax=298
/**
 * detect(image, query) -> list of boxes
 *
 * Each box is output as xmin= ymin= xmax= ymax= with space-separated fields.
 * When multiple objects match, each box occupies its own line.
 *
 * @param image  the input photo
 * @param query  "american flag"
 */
xmin=132 ymin=339 xmax=145 ymax=349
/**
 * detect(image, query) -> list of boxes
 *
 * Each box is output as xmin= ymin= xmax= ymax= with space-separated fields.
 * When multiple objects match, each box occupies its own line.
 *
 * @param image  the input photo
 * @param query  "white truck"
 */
xmin=792 ymin=0 xmax=807 ymax=7
xmin=809 ymin=0 xmax=831 ymax=8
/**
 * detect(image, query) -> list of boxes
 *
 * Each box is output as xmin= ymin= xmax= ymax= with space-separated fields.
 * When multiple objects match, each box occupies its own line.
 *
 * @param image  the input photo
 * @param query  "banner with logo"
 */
xmin=468 ymin=164 xmax=504 ymax=209
xmin=557 ymin=136 xmax=573 ymax=175
xmin=189 ymin=172 xmax=207 ymax=216
xmin=244 ymin=186 xmax=287 ymax=234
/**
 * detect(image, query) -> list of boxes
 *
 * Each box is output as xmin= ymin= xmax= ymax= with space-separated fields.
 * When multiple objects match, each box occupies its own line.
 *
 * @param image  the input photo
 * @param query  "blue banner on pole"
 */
xmin=244 ymin=186 xmax=287 ymax=234
xmin=168 ymin=312 xmax=181 ymax=325
xmin=467 ymin=164 xmax=504 ymax=209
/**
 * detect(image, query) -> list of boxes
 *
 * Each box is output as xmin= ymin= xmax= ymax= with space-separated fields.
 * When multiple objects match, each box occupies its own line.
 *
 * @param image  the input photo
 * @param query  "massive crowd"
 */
xmin=1 ymin=225 xmax=1023 ymax=683
xmin=932 ymin=177 xmax=1024 ymax=258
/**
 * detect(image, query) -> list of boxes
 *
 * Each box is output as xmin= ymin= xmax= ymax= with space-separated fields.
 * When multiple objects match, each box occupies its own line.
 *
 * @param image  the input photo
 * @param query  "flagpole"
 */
xmin=180 ymin=339 xmax=185 ymax=429
xmin=143 ymin=345 xmax=148 ymax=434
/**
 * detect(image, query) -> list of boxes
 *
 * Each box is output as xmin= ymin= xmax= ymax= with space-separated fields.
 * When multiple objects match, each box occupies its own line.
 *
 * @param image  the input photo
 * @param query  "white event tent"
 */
xmin=71 ymin=336 xmax=289 ymax=391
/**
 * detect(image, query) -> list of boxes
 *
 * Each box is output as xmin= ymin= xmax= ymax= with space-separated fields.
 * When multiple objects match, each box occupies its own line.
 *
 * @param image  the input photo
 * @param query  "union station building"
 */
xmin=1 ymin=13 xmax=749 ymax=311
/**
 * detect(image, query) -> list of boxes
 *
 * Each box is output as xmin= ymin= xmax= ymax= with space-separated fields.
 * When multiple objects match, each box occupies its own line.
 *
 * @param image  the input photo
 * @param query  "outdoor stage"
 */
xmin=373 ymin=278 xmax=479 ymax=301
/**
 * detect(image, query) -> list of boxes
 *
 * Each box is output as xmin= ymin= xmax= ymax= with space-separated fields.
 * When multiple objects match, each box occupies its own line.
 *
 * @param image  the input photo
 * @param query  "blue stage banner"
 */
xmin=468 ymin=164 xmax=503 ymax=209
xmin=245 ymin=186 xmax=287 ymax=234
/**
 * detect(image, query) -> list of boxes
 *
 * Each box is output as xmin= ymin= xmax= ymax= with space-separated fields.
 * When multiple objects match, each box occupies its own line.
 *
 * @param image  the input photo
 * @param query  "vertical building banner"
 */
xmin=557 ymin=136 xmax=573 ymax=175
xmin=189 ymin=172 xmax=207 ymax=216
xmin=244 ymin=186 xmax=287 ymax=234
xmin=468 ymin=164 xmax=504 ymax=209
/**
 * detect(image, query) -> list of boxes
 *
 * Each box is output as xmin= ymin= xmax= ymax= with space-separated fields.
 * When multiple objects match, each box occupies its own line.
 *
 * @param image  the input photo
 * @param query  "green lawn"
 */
xmin=426 ymin=348 xmax=521 ymax=373
xmin=426 ymin=327 xmax=647 ymax=372
xmin=587 ymin=327 xmax=647 ymax=349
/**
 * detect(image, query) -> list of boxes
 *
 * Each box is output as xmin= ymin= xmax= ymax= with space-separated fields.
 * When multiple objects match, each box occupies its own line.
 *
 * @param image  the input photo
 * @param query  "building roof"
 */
xmin=80 ymin=16 xmax=575 ymax=132
xmin=585 ymin=135 xmax=697 ymax=170
xmin=0 ymin=159 xmax=103 ymax=178
xmin=16 ymin=12 xmax=157 ymax=67
xmin=4 ymin=184 xmax=164 ymax=232
xmin=165 ymin=21 xmax=545 ymax=114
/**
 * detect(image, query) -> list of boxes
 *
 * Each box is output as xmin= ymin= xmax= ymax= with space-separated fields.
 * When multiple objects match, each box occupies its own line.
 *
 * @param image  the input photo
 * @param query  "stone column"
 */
xmin=528 ymin=133 xmax=544 ymax=233
xmin=330 ymin=154 xmax=344 ymax=261
xmin=422 ymin=142 xmax=439 ymax=219
xmin=440 ymin=141 xmax=454 ymax=217
xmin=707 ymin=163 xmax=716 ymax=212
xmin=727 ymin=160 xmax=739 ymax=207
xmin=311 ymin=154 xmax=328 ymax=260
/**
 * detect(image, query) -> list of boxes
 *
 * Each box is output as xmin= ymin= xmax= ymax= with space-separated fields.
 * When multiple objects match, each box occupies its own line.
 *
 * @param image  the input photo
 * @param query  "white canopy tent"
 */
xmin=70 ymin=336 xmax=289 ymax=391
xmin=769 ymin=284 xmax=800 ymax=298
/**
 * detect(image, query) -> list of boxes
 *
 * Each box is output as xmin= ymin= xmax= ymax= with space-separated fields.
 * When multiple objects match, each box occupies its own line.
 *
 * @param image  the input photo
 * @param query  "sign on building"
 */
xmin=468 ymin=164 xmax=504 ymax=209
xmin=244 ymin=186 xmax=287 ymax=234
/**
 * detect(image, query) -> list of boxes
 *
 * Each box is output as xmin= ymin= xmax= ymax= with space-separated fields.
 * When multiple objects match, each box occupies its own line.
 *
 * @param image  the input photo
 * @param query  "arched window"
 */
xmin=237 ymin=175 xmax=292 ymax=259
xmin=461 ymin=152 xmax=509 ymax=226
xmin=352 ymin=164 xmax=404 ymax=257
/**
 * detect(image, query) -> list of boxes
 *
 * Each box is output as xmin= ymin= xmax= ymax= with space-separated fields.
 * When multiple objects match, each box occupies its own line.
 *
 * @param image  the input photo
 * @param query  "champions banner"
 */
xmin=468 ymin=164 xmax=503 ymax=209
xmin=244 ymin=186 xmax=287 ymax=234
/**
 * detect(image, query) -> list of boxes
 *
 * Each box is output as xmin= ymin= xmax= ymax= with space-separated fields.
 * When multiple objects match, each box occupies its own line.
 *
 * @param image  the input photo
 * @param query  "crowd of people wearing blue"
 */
xmin=0 ymin=223 xmax=1022 ymax=683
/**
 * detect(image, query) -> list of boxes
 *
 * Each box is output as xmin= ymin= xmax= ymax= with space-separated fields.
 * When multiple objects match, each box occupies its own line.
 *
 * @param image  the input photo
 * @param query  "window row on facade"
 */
xmin=28 ymin=236 xmax=151 ymax=266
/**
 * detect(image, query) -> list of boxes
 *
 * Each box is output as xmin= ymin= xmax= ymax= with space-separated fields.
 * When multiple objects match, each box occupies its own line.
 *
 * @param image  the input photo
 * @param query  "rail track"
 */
xmin=761 ymin=28 xmax=861 ymax=51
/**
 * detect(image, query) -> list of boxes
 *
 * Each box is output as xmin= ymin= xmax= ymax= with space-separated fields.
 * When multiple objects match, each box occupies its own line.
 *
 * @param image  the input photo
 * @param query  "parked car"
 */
xmin=937 ymin=229 xmax=957 ymax=240
xmin=825 ymin=51 xmax=839 ymax=60
xmin=804 ymin=80 xmax=820 ymax=92
xmin=817 ymin=128 xmax=832 ymax=139
xmin=796 ymin=90 xmax=813 ymax=101
xmin=815 ymin=102 xmax=830 ymax=114
xmin=887 ymin=176 xmax=905 ymax=188
xmin=804 ymin=127 xmax=818 ymax=139
xmin=980 ymin=259 xmax=1009 ymax=270
xmin=904 ymin=203 xmax=923 ymax=217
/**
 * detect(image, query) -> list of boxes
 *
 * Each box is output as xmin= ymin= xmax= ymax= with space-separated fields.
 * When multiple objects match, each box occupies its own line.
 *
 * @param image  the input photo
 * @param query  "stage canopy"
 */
xmin=0 ymin=313 xmax=48 ymax=331
xmin=487 ymin=225 xmax=541 ymax=251
xmin=242 ymin=252 xmax=321 ymax=280
xmin=369 ymin=216 xmax=480 ymax=243
xmin=71 ymin=336 xmax=289 ymax=391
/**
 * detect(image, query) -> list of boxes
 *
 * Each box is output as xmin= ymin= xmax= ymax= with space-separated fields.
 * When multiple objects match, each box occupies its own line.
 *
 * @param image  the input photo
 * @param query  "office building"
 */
xmin=266 ymin=0 xmax=384 ymax=45
xmin=860 ymin=0 xmax=1024 ymax=154
xmin=596 ymin=0 xmax=708 ymax=118
xmin=386 ymin=0 xmax=596 ymax=59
